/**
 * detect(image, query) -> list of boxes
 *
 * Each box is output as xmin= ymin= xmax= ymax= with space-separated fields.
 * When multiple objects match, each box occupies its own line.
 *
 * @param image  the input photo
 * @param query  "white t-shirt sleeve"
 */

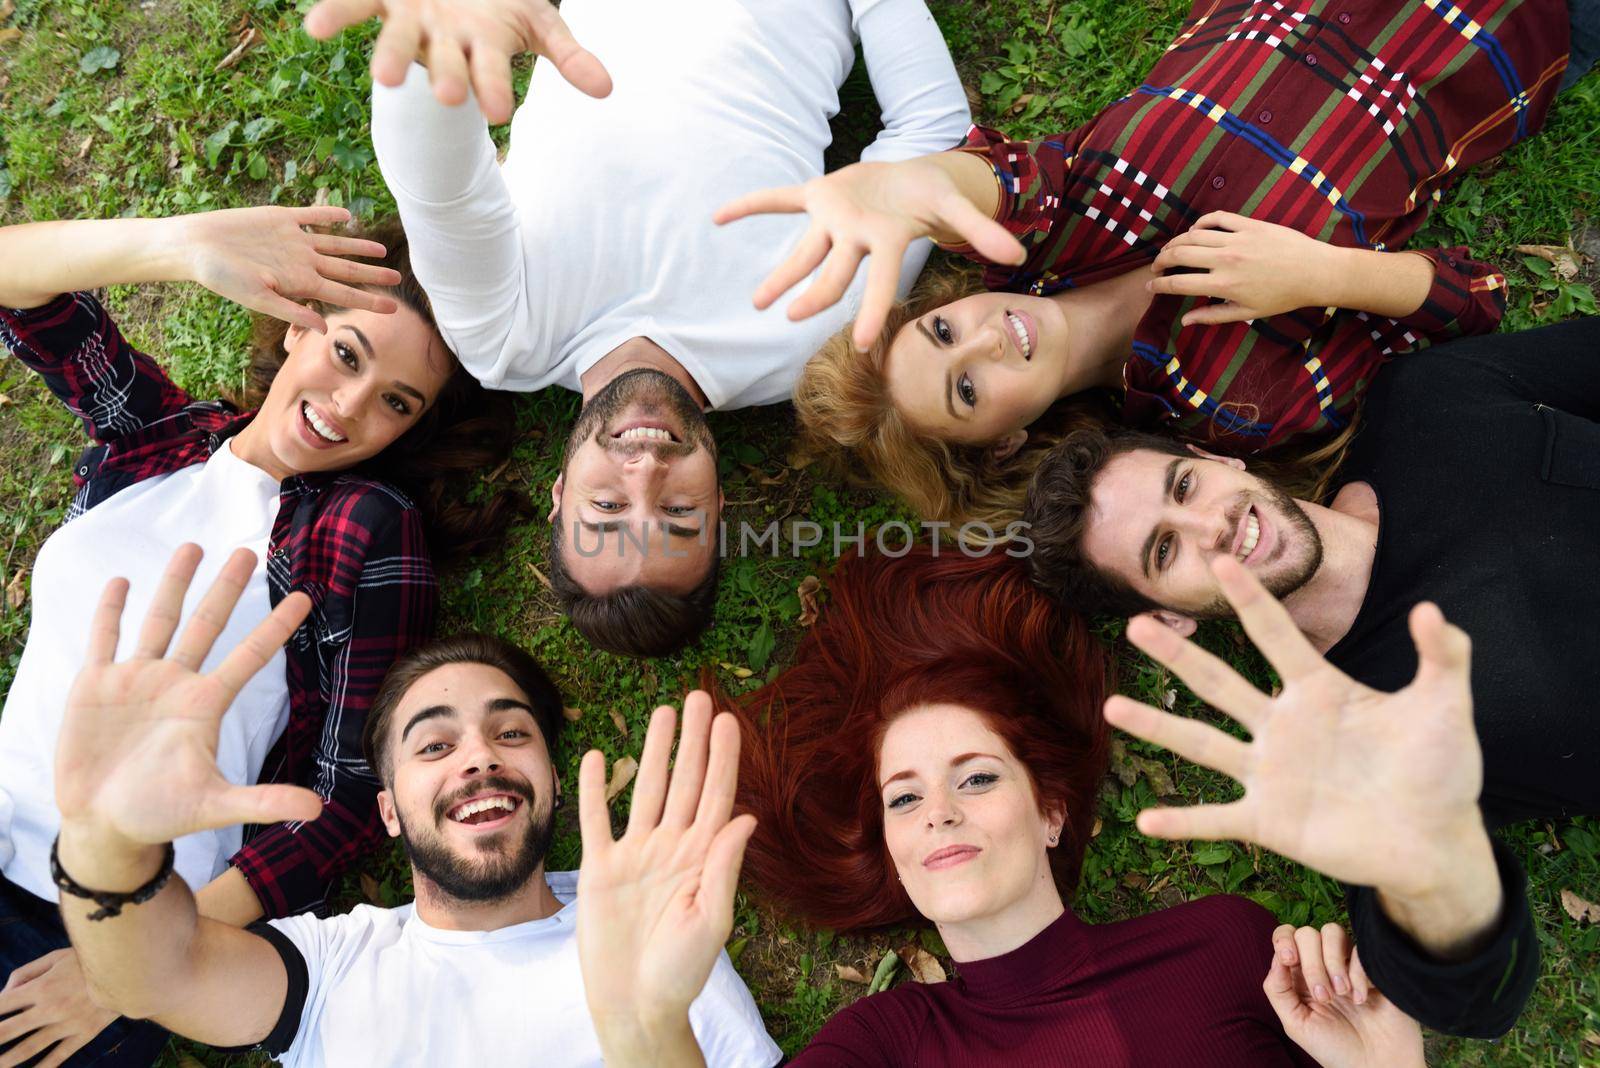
xmin=264 ymin=908 xmax=382 ymax=1067
xmin=686 ymin=950 xmax=783 ymax=1068
xmin=370 ymin=64 xmax=543 ymax=390
xmin=850 ymin=0 xmax=971 ymax=164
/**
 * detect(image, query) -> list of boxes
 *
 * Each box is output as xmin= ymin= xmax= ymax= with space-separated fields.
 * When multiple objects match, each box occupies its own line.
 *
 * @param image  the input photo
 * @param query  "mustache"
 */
xmin=433 ymin=773 xmax=536 ymax=824
xmin=595 ymin=435 xmax=697 ymax=460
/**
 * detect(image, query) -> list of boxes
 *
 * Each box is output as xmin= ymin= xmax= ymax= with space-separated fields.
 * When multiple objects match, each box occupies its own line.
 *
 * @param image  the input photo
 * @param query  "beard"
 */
xmin=397 ymin=774 xmax=556 ymax=904
xmin=563 ymin=367 xmax=716 ymax=463
xmin=1192 ymin=480 xmax=1324 ymax=620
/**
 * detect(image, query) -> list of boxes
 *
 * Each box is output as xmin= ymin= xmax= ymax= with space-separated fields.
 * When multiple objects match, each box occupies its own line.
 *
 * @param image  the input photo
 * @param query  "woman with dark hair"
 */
xmin=0 ymin=204 xmax=520 ymax=1065
xmin=718 ymin=0 xmax=1596 ymax=534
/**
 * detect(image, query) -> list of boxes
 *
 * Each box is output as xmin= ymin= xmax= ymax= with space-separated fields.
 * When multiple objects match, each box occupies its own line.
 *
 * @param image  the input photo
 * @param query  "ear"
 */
xmin=988 ymin=429 xmax=1028 ymax=464
xmin=1044 ymin=803 xmax=1068 ymax=847
xmin=547 ymin=475 xmax=564 ymax=524
xmin=377 ymin=790 xmax=401 ymax=839
xmin=284 ymin=322 xmax=307 ymax=353
xmin=715 ymin=488 xmax=726 ymax=516
xmin=1136 ymin=608 xmax=1197 ymax=638
xmin=1184 ymin=443 xmax=1245 ymax=471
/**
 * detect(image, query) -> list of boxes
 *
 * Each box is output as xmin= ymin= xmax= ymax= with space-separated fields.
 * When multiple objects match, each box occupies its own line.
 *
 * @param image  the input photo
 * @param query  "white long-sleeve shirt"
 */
xmin=371 ymin=0 xmax=969 ymax=409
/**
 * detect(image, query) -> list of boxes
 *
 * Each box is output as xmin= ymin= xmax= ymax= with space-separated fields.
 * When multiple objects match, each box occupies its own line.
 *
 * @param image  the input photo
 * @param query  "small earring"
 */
xmin=553 ymin=794 xmax=565 ymax=811
xmin=1047 ymin=833 xmax=1059 ymax=846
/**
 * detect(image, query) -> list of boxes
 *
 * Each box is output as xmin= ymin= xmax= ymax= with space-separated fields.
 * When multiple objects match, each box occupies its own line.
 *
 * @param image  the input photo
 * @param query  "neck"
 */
xmin=1048 ymin=269 xmax=1152 ymax=394
xmin=935 ymin=877 xmax=1065 ymax=962
xmin=1279 ymin=497 xmax=1379 ymax=651
xmin=409 ymin=865 xmax=565 ymax=931
xmin=228 ymin=419 xmax=294 ymax=482
xmin=579 ymin=336 xmax=708 ymax=408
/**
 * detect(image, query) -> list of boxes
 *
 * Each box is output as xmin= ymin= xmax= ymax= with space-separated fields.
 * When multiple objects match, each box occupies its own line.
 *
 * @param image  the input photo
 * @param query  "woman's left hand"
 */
xmin=1148 ymin=211 xmax=1345 ymax=326
xmin=1266 ymin=925 xmax=1424 ymax=1068
xmin=180 ymin=205 xmax=404 ymax=334
xmin=0 ymin=949 xmax=118 ymax=1068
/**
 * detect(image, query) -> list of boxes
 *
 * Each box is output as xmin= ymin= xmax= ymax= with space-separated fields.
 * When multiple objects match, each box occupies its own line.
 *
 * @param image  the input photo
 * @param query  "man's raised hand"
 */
xmin=1104 ymin=557 xmax=1498 ymax=923
xmin=55 ymin=545 xmax=319 ymax=855
xmin=303 ymin=0 xmax=612 ymax=123
xmin=576 ymin=693 xmax=755 ymax=1063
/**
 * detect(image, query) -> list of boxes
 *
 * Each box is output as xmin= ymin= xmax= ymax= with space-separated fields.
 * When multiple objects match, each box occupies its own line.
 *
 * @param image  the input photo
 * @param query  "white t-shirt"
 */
xmin=371 ymin=0 xmax=969 ymax=409
xmin=264 ymin=870 xmax=781 ymax=1068
xmin=0 ymin=438 xmax=289 ymax=900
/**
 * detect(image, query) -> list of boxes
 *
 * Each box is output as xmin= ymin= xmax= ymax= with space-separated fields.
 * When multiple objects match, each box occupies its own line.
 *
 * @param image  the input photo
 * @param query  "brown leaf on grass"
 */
xmin=605 ymin=756 xmax=638 ymax=801
xmin=1517 ymin=243 xmax=1582 ymax=281
xmin=1008 ymin=92 xmax=1036 ymax=116
xmin=175 ymin=1055 xmax=208 ymax=1068
xmin=834 ymin=963 xmax=869 ymax=984
xmin=0 ymin=1 xmax=15 ymax=22
xmin=754 ymin=470 xmax=789 ymax=486
xmin=1131 ymin=755 xmax=1175 ymax=797
xmin=1091 ymin=816 xmax=1103 ymax=838
xmin=796 ymin=575 xmax=822 ymax=627
xmin=1561 ymin=888 xmax=1600 ymax=924
xmin=214 ymin=25 xmax=262 ymax=72
xmin=1108 ymin=738 xmax=1172 ymax=794
xmin=4 ymin=568 xmax=25 ymax=612
xmin=0 ymin=27 xmax=21 ymax=44
xmin=528 ymin=562 xmax=551 ymax=591
xmin=0 ymin=393 xmax=12 ymax=407
xmin=562 ymin=706 xmax=583 ymax=723
xmin=1160 ymin=688 xmax=1177 ymax=710
xmin=76 ymin=134 xmax=94 ymax=159
xmin=719 ymin=661 xmax=754 ymax=679
xmin=359 ymin=873 xmax=382 ymax=904
xmin=899 ymin=945 xmax=946 ymax=984
xmin=609 ymin=708 xmax=629 ymax=738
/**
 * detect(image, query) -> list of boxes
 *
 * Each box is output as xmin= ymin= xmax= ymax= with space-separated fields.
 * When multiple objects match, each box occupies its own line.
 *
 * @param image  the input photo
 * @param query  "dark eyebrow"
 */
xmin=916 ymin=317 xmax=939 ymax=347
xmin=879 ymin=751 xmax=1004 ymax=790
xmin=1139 ymin=458 xmax=1184 ymax=579
xmin=345 ymin=325 xmax=428 ymax=410
xmin=400 ymin=696 xmax=534 ymax=744
xmin=579 ymin=519 xmax=705 ymax=539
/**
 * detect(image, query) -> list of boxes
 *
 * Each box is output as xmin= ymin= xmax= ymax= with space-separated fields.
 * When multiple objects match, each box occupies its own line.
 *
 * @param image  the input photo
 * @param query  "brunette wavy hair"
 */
xmin=239 ymin=217 xmax=526 ymax=562
xmin=723 ymin=546 xmax=1111 ymax=932
xmin=793 ymin=268 xmax=1121 ymax=540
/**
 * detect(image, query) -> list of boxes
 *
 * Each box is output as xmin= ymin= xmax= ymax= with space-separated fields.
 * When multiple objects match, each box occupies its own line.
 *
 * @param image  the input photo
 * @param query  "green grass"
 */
xmin=2 ymin=0 xmax=1597 ymax=1064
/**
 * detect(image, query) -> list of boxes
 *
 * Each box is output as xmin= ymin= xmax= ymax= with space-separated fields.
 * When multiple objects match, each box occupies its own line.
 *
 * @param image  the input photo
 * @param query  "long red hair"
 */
xmin=726 ymin=547 xmax=1110 ymax=932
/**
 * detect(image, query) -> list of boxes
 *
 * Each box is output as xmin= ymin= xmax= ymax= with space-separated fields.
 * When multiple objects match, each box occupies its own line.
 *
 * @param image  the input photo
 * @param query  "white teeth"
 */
xmin=1238 ymin=513 xmax=1260 ymax=560
xmin=451 ymin=796 xmax=516 ymax=822
xmin=617 ymin=426 xmax=675 ymax=442
xmin=1007 ymin=313 xmax=1032 ymax=358
xmin=302 ymin=402 xmax=346 ymax=443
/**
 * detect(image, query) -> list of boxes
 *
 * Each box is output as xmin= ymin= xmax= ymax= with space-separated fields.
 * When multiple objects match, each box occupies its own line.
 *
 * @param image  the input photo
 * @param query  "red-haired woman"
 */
xmin=572 ymin=548 xmax=1534 ymax=1066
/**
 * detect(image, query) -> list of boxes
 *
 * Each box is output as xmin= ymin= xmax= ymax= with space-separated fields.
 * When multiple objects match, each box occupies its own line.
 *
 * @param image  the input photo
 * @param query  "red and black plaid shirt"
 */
xmin=958 ymin=0 xmax=1568 ymax=452
xmin=1 ymin=293 xmax=437 ymax=918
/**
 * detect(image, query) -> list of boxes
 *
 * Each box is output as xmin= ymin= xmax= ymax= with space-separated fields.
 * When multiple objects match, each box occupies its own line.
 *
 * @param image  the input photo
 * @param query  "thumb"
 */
xmin=209 ymin=784 xmax=325 ymax=830
xmin=701 ymin=814 xmax=757 ymax=923
xmin=1263 ymin=955 xmax=1309 ymax=1029
xmin=1181 ymin=303 xmax=1250 ymax=327
xmin=1408 ymin=601 xmax=1471 ymax=685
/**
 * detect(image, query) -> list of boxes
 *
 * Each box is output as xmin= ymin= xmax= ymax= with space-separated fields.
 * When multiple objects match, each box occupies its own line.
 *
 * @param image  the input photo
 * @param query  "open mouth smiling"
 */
xmin=446 ymin=792 xmax=524 ymax=829
xmin=300 ymin=400 xmax=347 ymax=445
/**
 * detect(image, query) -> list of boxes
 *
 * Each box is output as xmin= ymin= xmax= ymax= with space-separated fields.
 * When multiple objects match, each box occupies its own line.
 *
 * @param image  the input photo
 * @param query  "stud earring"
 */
xmin=1047 ymin=832 xmax=1059 ymax=846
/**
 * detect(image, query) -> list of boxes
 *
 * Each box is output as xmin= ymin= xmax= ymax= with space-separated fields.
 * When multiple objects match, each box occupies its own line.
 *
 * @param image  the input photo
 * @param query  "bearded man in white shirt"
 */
xmin=301 ymin=0 xmax=974 ymax=656
xmin=51 ymin=547 xmax=780 ymax=1067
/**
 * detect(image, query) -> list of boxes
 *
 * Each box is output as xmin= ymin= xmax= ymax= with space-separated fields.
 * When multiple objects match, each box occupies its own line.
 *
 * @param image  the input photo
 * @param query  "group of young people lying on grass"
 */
xmin=0 ymin=0 xmax=1596 ymax=1063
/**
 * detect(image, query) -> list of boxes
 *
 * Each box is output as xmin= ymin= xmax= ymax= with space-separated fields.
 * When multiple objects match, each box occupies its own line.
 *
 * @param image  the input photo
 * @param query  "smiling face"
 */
xmin=884 ymin=291 xmax=1075 ymax=447
xmin=377 ymin=662 xmax=558 ymax=903
xmin=877 ymin=704 xmax=1063 ymax=929
xmin=252 ymin=306 xmax=455 ymax=478
xmin=550 ymin=368 xmax=722 ymax=595
xmin=1081 ymin=447 xmax=1324 ymax=618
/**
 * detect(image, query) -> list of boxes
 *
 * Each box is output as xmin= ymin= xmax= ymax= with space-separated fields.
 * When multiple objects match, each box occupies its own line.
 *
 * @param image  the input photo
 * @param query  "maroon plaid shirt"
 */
xmin=958 ymin=0 xmax=1568 ymax=452
xmin=1 ymin=293 xmax=437 ymax=918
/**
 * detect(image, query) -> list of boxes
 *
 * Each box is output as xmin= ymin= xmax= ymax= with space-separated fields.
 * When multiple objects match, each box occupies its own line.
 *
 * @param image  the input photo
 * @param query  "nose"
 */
xmin=966 ymin=320 xmax=1007 ymax=363
xmin=621 ymin=449 xmax=670 ymax=491
xmin=331 ymin=377 xmax=377 ymax=421
xmin=455 ymin=733 xmax=501 ymax=777
xmin=1173 ymin=506 xmax=1233 ymax=555
xmin=923 ymin=788 xmax=963 ymax=829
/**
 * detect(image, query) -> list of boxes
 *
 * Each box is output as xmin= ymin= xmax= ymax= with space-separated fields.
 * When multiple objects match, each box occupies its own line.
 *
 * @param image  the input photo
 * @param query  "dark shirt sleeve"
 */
xmin=230 ymin=498 xmax=439 ymax=918
xmin=945 ymin=123 xmax=1078 ymax=291
xmin=1346 ymin=836 xmax=1538 ymax=1038
xmin=212 ymin=922 xmax=307 ymax=1057
xmin=0 ymin=292 xmax=192 ymax=445
xmin=1396 ymin=248 xmax=1507 ymax=344
xmin=787 ymin=995 xmax=911 ymax=1068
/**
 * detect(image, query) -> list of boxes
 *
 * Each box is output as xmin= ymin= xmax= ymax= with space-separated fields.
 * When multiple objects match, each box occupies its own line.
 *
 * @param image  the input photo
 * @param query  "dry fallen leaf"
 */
xmin=1561 ymin=888 xmax=1600 ymax=924
xmin=528 ymin=562 xmax=551 ymax=591
xmin=834 ymin=963 xmax=869 ymax=984
xmin=0 ymin=392 xmax=12 ymax=407
xmin=609 ymin=708 xmax=629 ymax=738
xmin=0 ymin=27 xmax=21 ymax=44
xmin=899 ymin=945 xmax=946 ymax=984
xmin=176 ymin=1055 xmax=207 ymax=1068
xmin=796 ymin=575 xmax=821 ymax=627
xmin=1091 ymin=816 xmax=1103 ymax=838
xmin=77 ymin=134 xmax=94 ymax=159
xmin=214 ymin=25 xmax=262 ymax=71
xmin=605 ymin=756 xmax=638 ymax=801
xmin=1160 ymin=688 xmax=1177 ymax=710
xmin=562 ymin=706 xmax=583 ymax=723
xmin=359 ymin=873 xmax=382 ymax=904
xmin=1517 ymin=243 xmax=1582 ymax=281
xmin=0 ymin=0 xmax=15 ymax=21
xmin=4 ymin=568 xmax=25 ymax=612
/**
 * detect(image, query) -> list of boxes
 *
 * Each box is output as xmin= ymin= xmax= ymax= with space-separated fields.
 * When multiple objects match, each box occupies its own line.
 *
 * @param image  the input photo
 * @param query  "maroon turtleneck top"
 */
xmin=790 ymin=894 xmax=1319 ymax=1067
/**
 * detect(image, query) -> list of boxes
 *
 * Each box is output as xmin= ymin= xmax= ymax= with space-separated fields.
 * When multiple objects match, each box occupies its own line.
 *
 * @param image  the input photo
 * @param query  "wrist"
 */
xmin=1375 ymin=815 xmax=1502 ymax=960
xmin=926 ymin=151 xmax=1002 ymax=243
xmin=1317 ymin=244 xmax=1366 ymax=310
xmin=56 ymin=819 xmax=166 ymax=895
xmin=591 ymin=1006 xmax=697 ymax=1067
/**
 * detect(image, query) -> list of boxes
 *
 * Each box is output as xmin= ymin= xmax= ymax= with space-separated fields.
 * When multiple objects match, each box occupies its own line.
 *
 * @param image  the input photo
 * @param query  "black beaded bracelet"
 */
xmin=50 ymin=837 xmax=176 ymax=921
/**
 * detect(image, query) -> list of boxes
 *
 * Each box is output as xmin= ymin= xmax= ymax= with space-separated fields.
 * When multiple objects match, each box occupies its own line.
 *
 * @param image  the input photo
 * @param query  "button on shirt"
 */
xmin=955 ymin=0 xmax=1565 ymax=453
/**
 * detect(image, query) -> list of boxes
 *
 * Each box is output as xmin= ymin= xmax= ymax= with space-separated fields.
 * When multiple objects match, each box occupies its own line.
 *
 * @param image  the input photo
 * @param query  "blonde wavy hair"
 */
xmin=793 ymin=268 xmax=1120 ymax=537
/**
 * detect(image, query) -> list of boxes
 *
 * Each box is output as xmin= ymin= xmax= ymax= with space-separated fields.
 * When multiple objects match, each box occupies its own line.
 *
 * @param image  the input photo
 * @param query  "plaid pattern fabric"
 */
xmin=0 ymin=293 xmax=437 ymax=918
xmin=959 ymin=0 xmax=1566 ymax=452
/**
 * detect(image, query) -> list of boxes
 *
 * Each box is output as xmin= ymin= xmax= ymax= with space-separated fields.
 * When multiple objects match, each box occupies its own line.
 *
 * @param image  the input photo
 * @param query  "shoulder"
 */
xmin=265 ymin=903 xmax=408 ymax=968
xmin=1112 ymin=894 xmax=1278 ymax=981
xmin=302 ymin=475 xmax=429 ymax=552
xmin=804 ymin=983 xmax=934 ymax=1059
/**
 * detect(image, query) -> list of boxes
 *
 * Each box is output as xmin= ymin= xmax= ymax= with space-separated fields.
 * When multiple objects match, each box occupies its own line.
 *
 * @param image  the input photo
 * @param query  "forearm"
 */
xmin=593 ymin=1010 xmax=706 ymax=1068
xmin=1373 ymin=816 xmax=1502 ymax=960
xmin=856 ymin=0 xmax=970 ymax=164
xmin=56 ymin=820 xmax=205 ymax=1020
xmin=1324 ymin=248 xmax=1436 ymax=319
xmin=0 ymin=218 xmax=193 ymax=309
xmin=195 ymin=865 xmax=266 ymax=927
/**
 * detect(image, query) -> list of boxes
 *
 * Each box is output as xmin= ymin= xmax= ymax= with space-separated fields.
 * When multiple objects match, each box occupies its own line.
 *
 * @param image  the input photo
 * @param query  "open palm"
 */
xmin=1105 ymin=556 xmax=1485 ymax=899
xmin=55 ymin=545 xmax=321 ymax=848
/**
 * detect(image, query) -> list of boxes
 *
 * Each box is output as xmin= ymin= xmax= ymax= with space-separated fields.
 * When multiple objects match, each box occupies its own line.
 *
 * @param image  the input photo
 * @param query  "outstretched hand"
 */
xmin=55 ymin=545 xmax=320 ymax=852
xmin=1266 ymin=925 xmax=1424 ymax=1068
xmin=1104 ymin=556 xmax=1490 ymax=902
xmin=182 ymin=205 xmax=402 ymax=335
xmin=303 ymin=0 xmax=612 ymax=123
xmin=715 ymin=155 xmax=1024 ymax=351
xmin=576 ymin=693 xmax=755 ymax=1046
